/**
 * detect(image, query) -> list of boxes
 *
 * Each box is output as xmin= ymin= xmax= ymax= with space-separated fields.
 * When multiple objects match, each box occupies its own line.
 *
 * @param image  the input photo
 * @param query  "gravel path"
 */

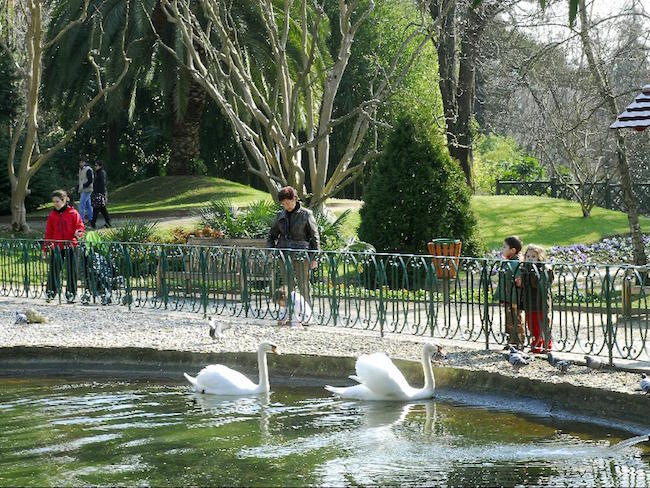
xmin=0 ymin=296 xmax=647 ymax=396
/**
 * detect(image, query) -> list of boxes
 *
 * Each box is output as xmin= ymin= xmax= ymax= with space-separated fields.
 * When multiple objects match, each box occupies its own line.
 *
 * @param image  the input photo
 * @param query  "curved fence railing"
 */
xmin=1 ymin=238 xmax=649 ymax=363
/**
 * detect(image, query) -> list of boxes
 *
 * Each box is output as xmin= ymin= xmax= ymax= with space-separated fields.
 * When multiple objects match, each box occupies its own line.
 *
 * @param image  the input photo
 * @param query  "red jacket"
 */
xmin=44 ymin=205 xmax=85 ymax=250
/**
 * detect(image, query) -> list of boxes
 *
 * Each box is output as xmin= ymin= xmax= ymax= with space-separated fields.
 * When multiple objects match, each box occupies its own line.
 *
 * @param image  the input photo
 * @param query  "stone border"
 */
xmin=1 ymin=346 xmax=648 ymax=428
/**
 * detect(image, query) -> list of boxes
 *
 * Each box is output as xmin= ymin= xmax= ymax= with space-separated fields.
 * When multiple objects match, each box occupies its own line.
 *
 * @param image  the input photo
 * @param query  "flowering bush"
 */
xmin=488 ymin=235 xmax=650 ymax=265
xmin=548 ymin=235 xmax=650 ymax=265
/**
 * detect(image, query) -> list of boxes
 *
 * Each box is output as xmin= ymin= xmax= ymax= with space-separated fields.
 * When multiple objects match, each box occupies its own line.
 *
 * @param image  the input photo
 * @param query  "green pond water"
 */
xmin=0 ymin=378 xmax=649 ymax=487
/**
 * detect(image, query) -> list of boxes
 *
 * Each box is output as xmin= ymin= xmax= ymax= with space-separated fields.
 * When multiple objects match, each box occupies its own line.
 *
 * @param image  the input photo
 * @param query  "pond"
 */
xmin=0 ymin=378 xmax=648 ymax=487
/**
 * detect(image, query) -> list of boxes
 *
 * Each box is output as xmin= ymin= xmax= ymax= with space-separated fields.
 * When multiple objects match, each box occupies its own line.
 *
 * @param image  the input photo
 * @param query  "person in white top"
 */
xmin=273 ymin=288 xmax=312 ymax=327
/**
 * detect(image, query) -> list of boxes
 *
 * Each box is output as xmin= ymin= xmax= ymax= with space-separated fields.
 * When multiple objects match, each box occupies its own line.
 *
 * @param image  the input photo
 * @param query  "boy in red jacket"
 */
xmin=44 ymin=190 xmax=85 ymax=301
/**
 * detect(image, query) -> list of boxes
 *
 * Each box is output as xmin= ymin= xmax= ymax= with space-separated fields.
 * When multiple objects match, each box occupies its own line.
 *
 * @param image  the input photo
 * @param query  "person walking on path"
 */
xmin=78 ymin=156 xmax=94 ymax=223
xmin=90 ymin=160 xmax=112 ymax=229
xmin=43 ymin=190 xmax=85 ymax=302
xmin=266 ymin=186 xmax=320 ymax=305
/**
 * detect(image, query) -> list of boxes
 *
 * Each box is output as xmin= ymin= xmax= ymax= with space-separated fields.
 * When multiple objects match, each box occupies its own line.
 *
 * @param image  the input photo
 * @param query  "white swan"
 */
xmin=325 ymin=343 xmax=440 ymax=401
xmin=184 ymin=342 xmax=279 ymax=395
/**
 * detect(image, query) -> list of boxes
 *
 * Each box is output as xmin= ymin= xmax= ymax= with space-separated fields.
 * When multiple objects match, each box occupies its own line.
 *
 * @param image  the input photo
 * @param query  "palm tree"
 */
xmin=43 ymin=0 xmax=206 ymax=175
xmin=43 ymin=0 xmax=326 ymax=177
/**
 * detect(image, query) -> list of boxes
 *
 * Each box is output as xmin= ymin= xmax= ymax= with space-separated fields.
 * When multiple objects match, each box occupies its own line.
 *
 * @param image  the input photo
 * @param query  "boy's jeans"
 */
xmin=79 ymin=191 xmax=93 ymax=221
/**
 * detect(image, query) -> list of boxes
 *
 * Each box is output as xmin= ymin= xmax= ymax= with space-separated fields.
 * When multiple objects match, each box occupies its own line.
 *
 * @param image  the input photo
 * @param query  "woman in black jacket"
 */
xmin=267 ymin=186 xmax=320 ymax=306
xmin=90 ymin=160 xmax=112 ymax=229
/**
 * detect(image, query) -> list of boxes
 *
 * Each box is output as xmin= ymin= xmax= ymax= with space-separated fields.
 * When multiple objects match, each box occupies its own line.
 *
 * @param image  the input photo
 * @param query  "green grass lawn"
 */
xmin=109 ymin=176 xmax=271 ymax=213
xmin=342 ymin=195 xmax=650 ymax=251
xmin=472 ymin=195 xmax=650 ymax=250
xmin=9 ymin=176 xmax=649 ymax=250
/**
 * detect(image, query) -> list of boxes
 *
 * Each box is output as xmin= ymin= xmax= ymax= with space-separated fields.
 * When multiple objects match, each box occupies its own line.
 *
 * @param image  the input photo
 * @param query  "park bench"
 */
xmin=155 ymin=237 xmax=275 ymax=295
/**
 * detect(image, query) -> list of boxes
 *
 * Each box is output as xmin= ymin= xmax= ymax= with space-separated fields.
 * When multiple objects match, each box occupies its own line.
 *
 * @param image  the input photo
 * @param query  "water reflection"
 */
xmin=0 ymin=380 xmax=648 ymax=487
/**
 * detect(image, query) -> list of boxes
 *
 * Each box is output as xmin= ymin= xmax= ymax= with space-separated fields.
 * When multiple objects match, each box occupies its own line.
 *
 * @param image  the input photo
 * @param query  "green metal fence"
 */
xmin=495 ymin=177 xmax=650 ymax=214
xmin=1 ymin=238 xmax=649 ymax=364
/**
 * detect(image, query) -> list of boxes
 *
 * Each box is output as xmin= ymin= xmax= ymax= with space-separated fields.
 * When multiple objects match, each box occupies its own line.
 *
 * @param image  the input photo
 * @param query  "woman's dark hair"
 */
xmin=278 ymin=186 xmax=298 ymax=202
xmin=95 ymin=159 xmax=104 ymax=168
xmin=51 ymin=189 xmax=69 ymax=202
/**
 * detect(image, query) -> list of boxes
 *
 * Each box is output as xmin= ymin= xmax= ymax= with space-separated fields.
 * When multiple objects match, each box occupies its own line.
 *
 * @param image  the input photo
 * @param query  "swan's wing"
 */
xmin=325 ymin=384 xmax=382 ymax=401
xmin=195 ymin=364 xmax=258 ymax=394
xmin=354 ymin=353 xmax=412 ymax=398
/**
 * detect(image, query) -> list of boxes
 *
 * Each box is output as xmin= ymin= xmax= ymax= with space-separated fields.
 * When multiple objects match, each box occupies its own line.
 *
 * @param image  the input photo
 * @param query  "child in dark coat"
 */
xmin=520 ymin=244 xmax=554 ymax=353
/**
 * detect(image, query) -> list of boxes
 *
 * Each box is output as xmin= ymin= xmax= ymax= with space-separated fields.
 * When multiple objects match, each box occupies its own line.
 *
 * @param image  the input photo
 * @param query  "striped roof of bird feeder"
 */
xmin=610 ymin=84 xmax=650 ymax=131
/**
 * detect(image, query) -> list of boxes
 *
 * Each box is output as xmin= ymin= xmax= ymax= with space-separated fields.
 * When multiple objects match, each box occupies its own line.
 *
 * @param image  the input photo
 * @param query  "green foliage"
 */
xmin=359 ymin=115 xmax=482 ymax=256
xmin=105 ymin=220 xmax=159 ymax=243
xmin=313 ymin=209 xmax=351 ymax=251
xmin=0 ymin=47 xmax=21 ymax=214
xmin=328 ymin=0 xmax=444 ymax=199
xmin=198 ymin=199 xmax=278 ymax=239
xmin=473 ymin=134 xmax=546 ymax=194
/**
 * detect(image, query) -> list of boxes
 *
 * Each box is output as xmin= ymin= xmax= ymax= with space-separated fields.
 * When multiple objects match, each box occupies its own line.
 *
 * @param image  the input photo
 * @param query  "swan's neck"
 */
xmin=257 ymin=349 xmax=270 ymax=393
xmin=421 ymin=349 xmax=435 ymax=391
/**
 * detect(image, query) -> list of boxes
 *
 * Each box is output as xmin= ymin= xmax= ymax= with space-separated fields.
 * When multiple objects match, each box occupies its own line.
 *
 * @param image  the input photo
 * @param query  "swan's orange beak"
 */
xmin=272 ymin=345 xmax=280 ymax=354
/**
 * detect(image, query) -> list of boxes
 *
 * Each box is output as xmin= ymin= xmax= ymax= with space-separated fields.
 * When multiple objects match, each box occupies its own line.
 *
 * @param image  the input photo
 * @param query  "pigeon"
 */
xmin=508 ymin=346 xmax=530 ymax=368
xmin=208 ymin=317 xmax=232 ymax=340
xmin=25 ymin=309 xmax=48 ymax=324
xmin=14 ymin=311 xmax=29 ymax=325
xmin=509 ymin=345 xmax=531 ymax=360
xmin=433 ymin=343 xmax=448 ymax=361
xmin=641 ymin=373 xmax=650 ymax=395
xmin=584 ymin=355 xmax=604 ymax=372
xmin=547 ymin=352 xmax=572 ymax=374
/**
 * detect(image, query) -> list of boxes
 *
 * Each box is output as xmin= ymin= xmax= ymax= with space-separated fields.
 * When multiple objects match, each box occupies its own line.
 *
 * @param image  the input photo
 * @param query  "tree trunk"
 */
xmin=452 ymin=31 xmax=478 ymax=188
xmin=431 ymin=1 xmax=495 ymax=188
xmin=578 ymin=0 xmax=647 ymax=266
xmin=10 ymin=179 xmax=30 ymax=232
xmin=167 ymin=78 xmax=207 ymax=175
xmin=434 ymin=1 xmax=458 ymax=140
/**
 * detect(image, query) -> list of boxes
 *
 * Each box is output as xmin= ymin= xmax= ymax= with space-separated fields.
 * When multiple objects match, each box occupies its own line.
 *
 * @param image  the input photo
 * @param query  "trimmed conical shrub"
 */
xmin=359 ymin=115 xmax=481 ymax=256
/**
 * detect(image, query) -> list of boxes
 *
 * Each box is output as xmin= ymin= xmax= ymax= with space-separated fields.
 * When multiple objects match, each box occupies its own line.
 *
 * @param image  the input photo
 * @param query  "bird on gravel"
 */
xmin=208 ymin=317 xmax=232 ymax=340
xmin=25 ymin=309 xmax=48 ymax=324
xmin=584 ymin=355 xmax=604 ymax=372
xmin=14 ymin=311 xmax=28 ymax=325
xmin=508 ymin=346 xmax=530 ymax=369
xmin=509 ymin=345 xmax=531 ymax=360
xmin=640 ymin=373 xmax=650 ymax=395
xmin=433 ymin=344 xmax=448 ymax=361
xmin=547 ymin=352 xmax=572 ymax=374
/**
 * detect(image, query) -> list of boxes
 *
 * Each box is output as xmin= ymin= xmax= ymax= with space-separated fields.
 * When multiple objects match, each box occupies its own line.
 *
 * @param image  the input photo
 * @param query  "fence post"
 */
xmin=604 ymin=183 xmax=612 ymax=210
xmin=200 ymin=247 xmax=208 ymax=318
xmin=495 ymin=179 xmax=501 ymax=195
xmin=22 ymin=242 xmax=30 ymax=296
xmin=241 ymin=248 xmax=249 ymax=317
xmin=122 ymin=244 xmax=133 ymax=310
xmin=605 ymin=266 xmax=614 ymax=366
xmin=481 ymin=261 xmax=490 ymax=350
xmin=378 ymin=259 xmax=386 ymax=338
xmin=330 ymin=254 xmax=338 ymax=328
xmin=550 ymin=176 xmax=557 ymax=198
xmin=160 ymin=247 xmax=168 ymax=309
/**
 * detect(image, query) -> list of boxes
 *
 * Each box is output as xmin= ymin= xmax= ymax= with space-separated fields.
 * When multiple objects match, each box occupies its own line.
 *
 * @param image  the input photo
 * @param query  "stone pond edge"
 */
xmin=0 ymin=346 xmax=647 ymax=427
